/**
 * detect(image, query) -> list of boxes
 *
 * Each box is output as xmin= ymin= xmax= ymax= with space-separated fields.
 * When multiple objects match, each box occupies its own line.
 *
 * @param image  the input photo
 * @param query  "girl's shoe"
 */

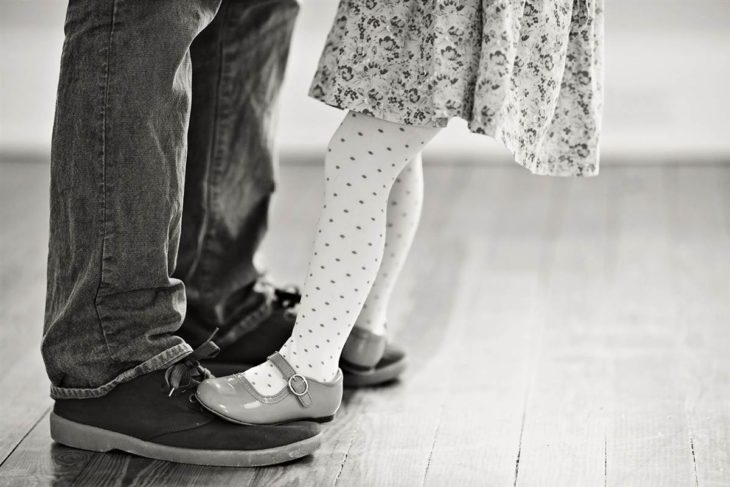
xmin=196 ymin=352 xmax=342 ymax=425
xmin=339 ymin=327 xmax=407 ymax=387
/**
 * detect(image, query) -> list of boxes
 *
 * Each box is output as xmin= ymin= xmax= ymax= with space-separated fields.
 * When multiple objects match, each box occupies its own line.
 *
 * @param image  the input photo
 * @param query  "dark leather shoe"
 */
xmin=51 ymin=341 xmax=322 ymax=467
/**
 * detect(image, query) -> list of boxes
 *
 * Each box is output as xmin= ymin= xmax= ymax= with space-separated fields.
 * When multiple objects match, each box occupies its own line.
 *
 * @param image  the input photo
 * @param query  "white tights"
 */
xmin=244 ymin=112 xmax=440 ymax=394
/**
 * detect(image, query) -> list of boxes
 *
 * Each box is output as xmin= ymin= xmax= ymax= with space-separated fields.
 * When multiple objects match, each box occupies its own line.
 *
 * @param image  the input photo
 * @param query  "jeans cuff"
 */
xmin=49 ymin=342 xmax=193 ymax=400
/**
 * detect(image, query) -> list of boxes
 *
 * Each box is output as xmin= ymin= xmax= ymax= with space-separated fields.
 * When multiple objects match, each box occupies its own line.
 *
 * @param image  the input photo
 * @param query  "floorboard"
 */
xmin=514 ymin=174 xmax=613 ymax=486
xmin=1 ymin=163 xmax=729 ymax=486
xmin=0 ymin=162 xmax=52 ymax=466
xmin=669 ymin=167 xmax=730 ymax=487
xmin=605 ymin=169 xmax=696 ymax=486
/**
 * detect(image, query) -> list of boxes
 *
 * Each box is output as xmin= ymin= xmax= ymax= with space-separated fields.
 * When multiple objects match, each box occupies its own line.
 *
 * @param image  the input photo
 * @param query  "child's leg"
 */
xmin=353 ymin=154 xmax=424 ymax=336
xmin=245 ymin=112 xmax=440 ymax=394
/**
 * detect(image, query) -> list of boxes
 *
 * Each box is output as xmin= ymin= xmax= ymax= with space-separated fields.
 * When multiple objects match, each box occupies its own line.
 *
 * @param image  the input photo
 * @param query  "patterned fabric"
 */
xmin=309 ymin=0 xmax=604 ymax=176
xmin=241 ymin=112 xmax=441 ymax=394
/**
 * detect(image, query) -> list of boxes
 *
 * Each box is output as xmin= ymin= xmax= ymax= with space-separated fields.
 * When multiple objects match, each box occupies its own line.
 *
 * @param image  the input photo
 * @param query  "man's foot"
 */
xmin=51 ymin=341 xmax=322 ymax=467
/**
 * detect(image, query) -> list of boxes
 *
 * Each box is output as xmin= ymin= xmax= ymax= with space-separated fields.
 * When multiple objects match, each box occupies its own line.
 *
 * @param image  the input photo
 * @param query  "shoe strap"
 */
xmin=267 ymin=352 xmax=312 ymax=408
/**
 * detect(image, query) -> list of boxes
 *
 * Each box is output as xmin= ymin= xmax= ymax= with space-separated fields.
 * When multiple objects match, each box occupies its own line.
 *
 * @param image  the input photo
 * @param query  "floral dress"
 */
xmin=309 ymin=0 xmax=604 ymax=177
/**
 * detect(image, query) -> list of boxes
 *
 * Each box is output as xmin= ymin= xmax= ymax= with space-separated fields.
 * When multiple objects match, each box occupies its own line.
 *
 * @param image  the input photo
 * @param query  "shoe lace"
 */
xmin=165 ymin=331 xmax=220 ymax=397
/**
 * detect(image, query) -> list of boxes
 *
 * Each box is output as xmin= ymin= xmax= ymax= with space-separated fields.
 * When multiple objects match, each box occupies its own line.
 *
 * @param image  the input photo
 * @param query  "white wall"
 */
xmin=2 ymin=0 xmax=730 ymax=163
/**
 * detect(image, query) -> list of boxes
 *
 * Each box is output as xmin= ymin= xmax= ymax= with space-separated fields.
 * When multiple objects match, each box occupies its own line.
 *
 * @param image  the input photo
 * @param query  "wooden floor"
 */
xmin=0 ymin=161 xmax=728 ymax=486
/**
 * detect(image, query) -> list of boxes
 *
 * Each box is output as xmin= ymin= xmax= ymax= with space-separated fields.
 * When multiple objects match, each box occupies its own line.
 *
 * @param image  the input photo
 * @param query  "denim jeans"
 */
xmin=43 ymin=0 xmax=300 ymax=399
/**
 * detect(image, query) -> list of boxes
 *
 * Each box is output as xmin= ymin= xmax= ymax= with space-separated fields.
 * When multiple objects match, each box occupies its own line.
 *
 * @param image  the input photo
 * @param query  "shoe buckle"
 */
xmin=288 ymin=374 xmax=309 ymax=396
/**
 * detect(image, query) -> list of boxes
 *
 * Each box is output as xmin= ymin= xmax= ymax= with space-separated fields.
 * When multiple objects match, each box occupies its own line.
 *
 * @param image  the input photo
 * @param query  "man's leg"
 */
xmin=43 ymin=0 xmax=221 ymax=398
xmin=43 ymin=0 xmax=322 ymax=465
xmin=175 ymin=0 xmax=300 ymax=349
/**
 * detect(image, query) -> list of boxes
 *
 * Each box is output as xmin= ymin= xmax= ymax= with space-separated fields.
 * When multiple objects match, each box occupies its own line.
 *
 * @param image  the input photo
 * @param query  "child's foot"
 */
xmin=339 ymin=326 xmax=407 ymax=387
xmin=196 ymin=352 xmax=343 ymax=425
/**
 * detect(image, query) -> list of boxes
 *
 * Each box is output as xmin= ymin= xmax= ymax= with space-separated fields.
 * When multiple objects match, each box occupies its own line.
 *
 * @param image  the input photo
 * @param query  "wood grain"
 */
xmin=499 ymin=173 xmax=612 ymax=486
xmin=0 ymin=162 xmax=52 ymax=465
xmin=0 ymin=411 xmax=94 ymax=487
xmin=1 ymin=163 xmax=729 ymax=486
xmin=604 ymin=169 xmax=696 ymax=486
xmin=422 ymin=167 xmax=547 ymax=486
xmin=668 ymin=167 xmax=730 ymax=487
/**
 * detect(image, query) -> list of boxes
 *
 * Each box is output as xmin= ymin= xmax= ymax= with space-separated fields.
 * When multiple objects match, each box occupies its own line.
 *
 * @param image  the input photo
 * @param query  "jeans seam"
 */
xmin=93 ymin=0 xmax=119 ymax=358
xmin=193 ymin=5 xmax=233 ymax=287
xmin=184 ymin=4 xmax=228 ymax=284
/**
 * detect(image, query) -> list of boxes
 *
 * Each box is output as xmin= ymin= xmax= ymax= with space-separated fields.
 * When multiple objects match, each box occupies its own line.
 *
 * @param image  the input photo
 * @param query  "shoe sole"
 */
xmin=341 ymin=358 xmax=407 ymax=388
xmin=50 ymin=412 xmax=321 ymax=467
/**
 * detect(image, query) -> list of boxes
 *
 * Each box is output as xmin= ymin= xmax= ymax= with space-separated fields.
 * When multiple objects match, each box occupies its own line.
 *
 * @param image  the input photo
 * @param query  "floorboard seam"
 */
xmin=0 ymin=407 xmax=50 ymax=469
xmin=510 ymin=179 xmax=558 ymax=487
xmin=420 ymin=401 xmax=445 ymax=487
xmin=331 ymin=416 xmax=357 ymax=487
xmin=511 ymin=404 xmax=527 ymax=487
xmin=689 ymin=433 xmax=699 ymax=487
xmin=603 ymin=430 xmax=608 ymax=487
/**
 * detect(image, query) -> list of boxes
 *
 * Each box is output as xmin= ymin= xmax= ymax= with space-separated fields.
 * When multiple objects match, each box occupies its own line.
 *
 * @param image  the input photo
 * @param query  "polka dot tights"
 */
xmin=244 ymin=112 xmax=441 ymax=394
xmin=354 ymin=151 xmax=424 ymax=336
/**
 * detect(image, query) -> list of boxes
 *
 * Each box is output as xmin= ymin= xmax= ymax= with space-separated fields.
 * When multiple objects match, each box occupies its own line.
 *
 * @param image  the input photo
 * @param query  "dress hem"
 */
xmin=309 ymin=94 xmax=600 ymax=178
